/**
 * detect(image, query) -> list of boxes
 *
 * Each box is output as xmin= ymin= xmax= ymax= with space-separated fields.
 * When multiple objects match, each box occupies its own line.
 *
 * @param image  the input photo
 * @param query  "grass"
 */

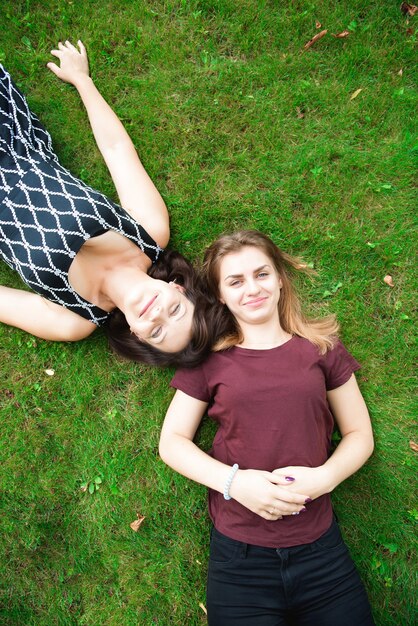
xmin=0 ymin=1 xmax=416 ymax=624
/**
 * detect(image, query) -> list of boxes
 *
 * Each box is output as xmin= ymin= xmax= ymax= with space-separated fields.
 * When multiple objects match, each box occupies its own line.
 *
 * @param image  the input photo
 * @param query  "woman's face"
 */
xmin=126 ymin=280 xmax=194 ymax=352
xmin=218 ymin=246 xmax=282 ymax=329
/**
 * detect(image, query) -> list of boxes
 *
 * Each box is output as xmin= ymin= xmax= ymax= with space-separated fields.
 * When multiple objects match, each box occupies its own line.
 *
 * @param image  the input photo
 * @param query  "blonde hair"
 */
xmin=203 ymin=230 xmax=339 ymax=354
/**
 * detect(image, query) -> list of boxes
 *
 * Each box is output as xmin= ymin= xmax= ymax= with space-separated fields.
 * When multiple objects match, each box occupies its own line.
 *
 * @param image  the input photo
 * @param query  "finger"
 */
xmin=267 ymin=509 xmax=283 ymax=520
xmin=271 ymin=486 xmax=309 ymax=504
xmin=65 ymin=40 xmax=78 ymax=52
xmin=272 ymin=499 xmax=307 ymax=515
xmin=50 ymin=49 xmax=62 ymax=59
xmin=277 ymin=498 xmax=307 ymax=511
xmin=267 ymin=472 xmax=297 ymax=486
xmin=46 ymin=62 xmax=60 ymax=76
xmin=269 ymin=473 xmax=296 ymax=486
xmin=77 ymin=40 xmax=86 ymax=55
xmin=58 ymin=42 xmax=66 ymax=50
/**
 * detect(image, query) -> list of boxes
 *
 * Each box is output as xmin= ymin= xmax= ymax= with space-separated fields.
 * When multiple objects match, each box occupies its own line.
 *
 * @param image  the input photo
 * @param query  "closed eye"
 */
xmin=151 ymin=326 xmax=162 ymax=339
xmin=170 ymin=304 xmax=181 ymax=316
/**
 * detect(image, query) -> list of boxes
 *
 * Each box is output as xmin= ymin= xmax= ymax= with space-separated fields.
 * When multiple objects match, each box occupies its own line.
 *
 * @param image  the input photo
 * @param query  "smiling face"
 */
xmin=125 ymin=280 xmax=194 ymax=352
xmin=218 ymin=246 xmax=282 ymax=331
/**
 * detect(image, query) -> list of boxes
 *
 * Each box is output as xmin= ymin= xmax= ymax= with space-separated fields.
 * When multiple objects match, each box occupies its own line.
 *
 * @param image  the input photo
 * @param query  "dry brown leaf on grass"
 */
xmin=199 ymin=603 xmax=207 ymax=615
xmin=296 ymin=106 xmax=305 ymax=119
xmin=401 ymin=3 xmax=418 ymax=16
xmin=350 ymin=88 xmax=363 ymax=100
xmin=303 ymin=30 xmax=328 ymax=50
xmin=384 ymin=275 xmax=395 ymax=287
xmin=332 ymin=30 xmax=350 ymax=38
xmin=316 ymin=20 xmax=322 ymax=29
xmin=44 ymin=369 xmax=55 ymax=376
xmin=410 ymin=441 xmax=418 ymax=453
xmin=130 ymin=514 xmax=146 ymax=532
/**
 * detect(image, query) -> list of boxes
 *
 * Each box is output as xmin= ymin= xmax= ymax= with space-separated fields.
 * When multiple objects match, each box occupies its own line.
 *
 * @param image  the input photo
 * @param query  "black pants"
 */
xmin=207 ymin=520 xmax=375 ymax=626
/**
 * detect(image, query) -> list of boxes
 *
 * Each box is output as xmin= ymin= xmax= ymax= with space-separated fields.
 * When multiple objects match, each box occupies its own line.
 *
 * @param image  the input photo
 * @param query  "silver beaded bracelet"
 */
xmin=223 ymin=463 xmax=239 ymax=500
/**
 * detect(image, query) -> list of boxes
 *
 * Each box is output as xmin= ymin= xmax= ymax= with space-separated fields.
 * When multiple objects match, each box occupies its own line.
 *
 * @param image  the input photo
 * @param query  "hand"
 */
xmin=47 ymin=40 xmax=89 ymax=87
xmin=229 ymin=469 xmax=310 ymax=521
xmin=273 ymin=466 xmax=332 ymax=501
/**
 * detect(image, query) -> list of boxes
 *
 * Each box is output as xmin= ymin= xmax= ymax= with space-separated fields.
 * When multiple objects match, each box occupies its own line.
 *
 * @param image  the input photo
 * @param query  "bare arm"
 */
xmin=0 ymin=286 xmax=96 ymax=341
xmin=47 ymin=40 xmax=169 ymax=247
xmin=273 ymin=374 xmax=374 ymax=499
xmin=159 ymin=390 xmax=309 ymax=520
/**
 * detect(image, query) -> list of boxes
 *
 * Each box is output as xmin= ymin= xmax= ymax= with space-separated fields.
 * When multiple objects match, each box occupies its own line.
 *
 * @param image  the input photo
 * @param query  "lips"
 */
xmin=244 ymin=297 xmax=267 ymax=307
xmin=139 ymin=295 xmax=157 ymax=317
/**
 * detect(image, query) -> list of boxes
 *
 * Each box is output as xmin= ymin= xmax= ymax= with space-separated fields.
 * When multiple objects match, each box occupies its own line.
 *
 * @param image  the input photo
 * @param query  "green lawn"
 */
xmin=0 ymin=1 xmax=416 ymax=625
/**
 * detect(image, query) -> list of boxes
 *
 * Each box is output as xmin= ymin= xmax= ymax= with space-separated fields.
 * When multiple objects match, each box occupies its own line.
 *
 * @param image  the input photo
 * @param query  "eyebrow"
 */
xmin=223 ymin=264 xmax=270 ymax=281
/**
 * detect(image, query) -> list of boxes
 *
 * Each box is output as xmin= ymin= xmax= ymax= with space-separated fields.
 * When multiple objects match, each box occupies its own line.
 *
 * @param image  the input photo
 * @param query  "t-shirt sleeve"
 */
xmin=170 ymin=363 xmax=211 ymax=402
xmin=321 ymin=340 xmax=361 ymax=391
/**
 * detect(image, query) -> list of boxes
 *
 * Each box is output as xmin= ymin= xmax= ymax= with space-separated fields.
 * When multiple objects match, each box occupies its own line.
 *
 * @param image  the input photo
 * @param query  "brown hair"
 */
xmin=203 ymin=230 xmax=339 ymax=354
xmin=105 ymin=249 xmax=213 ymax=368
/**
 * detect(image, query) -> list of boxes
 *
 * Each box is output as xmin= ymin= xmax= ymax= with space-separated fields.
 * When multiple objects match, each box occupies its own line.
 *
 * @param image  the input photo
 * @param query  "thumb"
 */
xmin=267 ymin=472 xmax=296 ymax=486
xmin=46 ymin=62 xmax=61 ymax=77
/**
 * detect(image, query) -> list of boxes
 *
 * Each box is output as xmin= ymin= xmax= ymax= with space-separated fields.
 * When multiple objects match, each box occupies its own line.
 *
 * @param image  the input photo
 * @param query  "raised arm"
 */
xmin=0 ymin=286 xmax=96 ymax=341
xmin=47 ymin=40 xmax=169 ymax=247
xmin=273 ymin=373 xmax=374 ymax=499
xmin=159 ymin=390 xmax=309 ymax=520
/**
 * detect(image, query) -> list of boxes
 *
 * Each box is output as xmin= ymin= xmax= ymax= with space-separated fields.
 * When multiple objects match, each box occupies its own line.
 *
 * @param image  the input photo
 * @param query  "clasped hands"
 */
xmin=228 ymin=465 xmax=331 ymax=522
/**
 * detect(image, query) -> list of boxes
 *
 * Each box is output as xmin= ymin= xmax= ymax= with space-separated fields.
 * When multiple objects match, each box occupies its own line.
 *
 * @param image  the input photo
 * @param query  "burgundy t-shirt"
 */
xmin=171 ymin=336 xmax=360 ymax=548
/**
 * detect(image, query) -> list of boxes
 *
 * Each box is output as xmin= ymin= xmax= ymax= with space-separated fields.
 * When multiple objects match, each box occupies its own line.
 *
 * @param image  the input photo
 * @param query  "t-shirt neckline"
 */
xmin=232 ymin=335 xmax=296 ymax=354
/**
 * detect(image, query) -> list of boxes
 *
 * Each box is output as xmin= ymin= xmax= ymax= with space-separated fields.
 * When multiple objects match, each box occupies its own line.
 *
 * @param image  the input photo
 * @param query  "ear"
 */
xmin=171 ymin=281 xmax=186 ymax=294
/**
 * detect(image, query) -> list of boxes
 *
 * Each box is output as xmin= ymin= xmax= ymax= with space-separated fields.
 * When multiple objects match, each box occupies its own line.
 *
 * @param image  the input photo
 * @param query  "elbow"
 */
xmin=158 ymin=436 xmax=169 ymax=465
xmin=159 ymin=431 xmax=180 ymax=469
xmin=61 ymin=319 xmax=96 ymax=342
xmin=367 ymin=434 xmax=375 ymax=459
xmin=360 ymin=430 xmax=374 ymax=463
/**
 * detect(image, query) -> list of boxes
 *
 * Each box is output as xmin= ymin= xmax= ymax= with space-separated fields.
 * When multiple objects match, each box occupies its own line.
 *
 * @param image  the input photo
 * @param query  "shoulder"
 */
xmin=170 ymin=350 xmax=228 ymax=401
xmin=318 ymin=339 xmax=361 ymax=390
xmin=287 ymin=336 xmax=360 ymax=390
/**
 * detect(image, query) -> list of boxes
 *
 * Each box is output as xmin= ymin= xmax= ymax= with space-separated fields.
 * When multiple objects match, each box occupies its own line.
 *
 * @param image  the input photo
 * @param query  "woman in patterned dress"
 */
xmin=0 ymin=40 xmax=210 ymax=367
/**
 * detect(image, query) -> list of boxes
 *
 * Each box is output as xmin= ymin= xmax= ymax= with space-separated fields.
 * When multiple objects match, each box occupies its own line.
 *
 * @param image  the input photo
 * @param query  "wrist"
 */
xmin=317 ymin=464 xmax=336 ymax=495
xmin=223 ymin=464 xmax=239 ymax=500
xmin=74 ymin=73 xmax=93 ymax=92
xmin=227 ymin=468 xmax=244 ymax=501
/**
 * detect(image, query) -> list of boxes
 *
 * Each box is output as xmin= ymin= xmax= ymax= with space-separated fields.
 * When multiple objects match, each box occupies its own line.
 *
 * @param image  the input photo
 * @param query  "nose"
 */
xmin=148 ymin=304 xmax=162 ymax=321
xmin=245 ymin=278 xmax=260 ymax=296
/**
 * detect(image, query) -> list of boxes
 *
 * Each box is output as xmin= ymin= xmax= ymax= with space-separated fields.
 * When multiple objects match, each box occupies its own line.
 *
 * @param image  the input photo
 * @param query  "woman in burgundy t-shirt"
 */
xmin=160 ymin=230 xmax=375 ymax=626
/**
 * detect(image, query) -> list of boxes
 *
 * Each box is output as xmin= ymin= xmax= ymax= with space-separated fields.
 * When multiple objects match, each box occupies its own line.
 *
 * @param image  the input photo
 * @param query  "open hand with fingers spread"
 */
xmin=47 ymin=39 xmax=90 ymax=87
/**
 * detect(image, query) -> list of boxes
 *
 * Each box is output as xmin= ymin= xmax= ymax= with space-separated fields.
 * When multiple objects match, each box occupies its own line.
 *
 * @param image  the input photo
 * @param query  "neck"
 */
xmin=100 ymin=264 xmax=149 ymax=311
xmin=238 ymin=319 xmax=292 ymax=350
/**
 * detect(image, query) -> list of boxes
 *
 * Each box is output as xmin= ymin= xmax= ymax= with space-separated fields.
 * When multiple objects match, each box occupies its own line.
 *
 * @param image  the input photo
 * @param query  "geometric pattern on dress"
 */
xmin=0 ymin=65 xmax=162 ymax=325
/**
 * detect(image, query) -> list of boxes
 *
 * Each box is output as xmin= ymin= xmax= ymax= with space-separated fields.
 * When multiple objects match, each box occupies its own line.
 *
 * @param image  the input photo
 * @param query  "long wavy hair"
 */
xmin=203 ymin=230 xmax=339 ymax=354
xmin=105 ymin=249 xmax=213 ymax=367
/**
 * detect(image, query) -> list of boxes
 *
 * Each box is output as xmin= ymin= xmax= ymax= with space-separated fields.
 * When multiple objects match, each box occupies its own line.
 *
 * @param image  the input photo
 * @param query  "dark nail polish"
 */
xmin=285 ymin=476 xmax=295 ymax=482
xmin=305 ymin=498 xmax=312 ymax=504
xmin=300 ymin=507 xmax=307 ymax=513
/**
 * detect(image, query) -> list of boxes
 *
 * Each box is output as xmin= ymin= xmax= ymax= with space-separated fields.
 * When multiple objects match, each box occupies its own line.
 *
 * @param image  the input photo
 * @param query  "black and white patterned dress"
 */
xmin=0 ymin=66 xmax=163 ymax=326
